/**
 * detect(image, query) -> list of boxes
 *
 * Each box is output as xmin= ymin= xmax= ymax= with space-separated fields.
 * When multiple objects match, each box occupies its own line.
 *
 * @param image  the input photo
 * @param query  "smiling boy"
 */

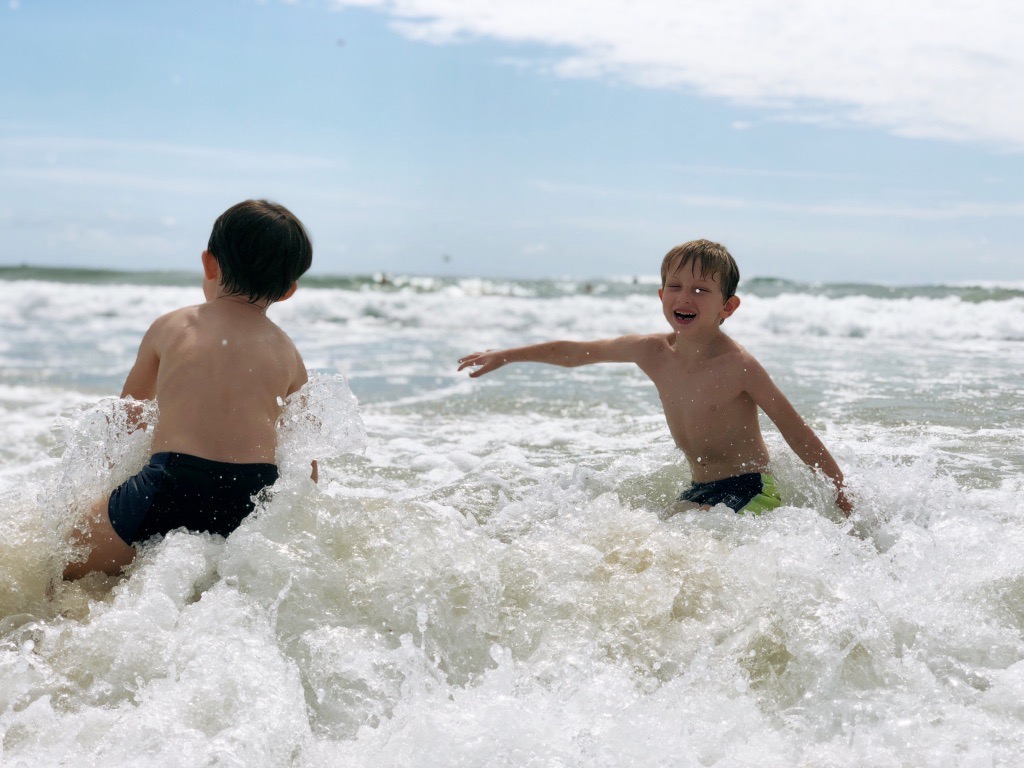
xmin=458 ymin=239 xmax=852 ymax=517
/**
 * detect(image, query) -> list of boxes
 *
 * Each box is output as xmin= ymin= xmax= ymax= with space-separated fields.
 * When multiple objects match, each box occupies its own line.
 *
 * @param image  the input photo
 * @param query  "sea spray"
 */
xmin=276 ymin=372 xmax=367 ymax=483
xmin=44 ymin=397 xmax=159 ymax=570
xmin=3 ymin=274 xmax=1024 ymax=765
xmin=1 ymin=374 xmax=369 ymax=766
xmin=0 ymin=397 xmax=157 ymax=619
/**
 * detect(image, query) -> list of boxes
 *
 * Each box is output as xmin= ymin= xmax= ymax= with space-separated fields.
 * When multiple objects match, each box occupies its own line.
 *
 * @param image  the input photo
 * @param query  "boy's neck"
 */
xmin=209 ymin=292 xmax=271 ymax=313
xmin=671 ymin=327 xmax=731 ymax=361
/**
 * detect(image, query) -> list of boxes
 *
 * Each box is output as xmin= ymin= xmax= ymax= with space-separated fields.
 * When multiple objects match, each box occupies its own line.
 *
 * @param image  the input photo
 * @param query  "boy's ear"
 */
xmin=201 ymin=250 xmax=220 ymax=281
xmin=278 ymin=282 xmax=298 ymax=302
xmin=720 ymin=294 xmax=740 ymax=321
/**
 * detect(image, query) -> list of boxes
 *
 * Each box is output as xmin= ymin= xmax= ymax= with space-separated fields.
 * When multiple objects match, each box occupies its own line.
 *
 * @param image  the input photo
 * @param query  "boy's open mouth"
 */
xmin=675 ymin=311 xmax=697 ymax=322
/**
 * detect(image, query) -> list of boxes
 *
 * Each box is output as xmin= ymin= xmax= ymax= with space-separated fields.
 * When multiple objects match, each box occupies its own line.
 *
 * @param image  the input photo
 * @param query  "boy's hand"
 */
xmin=458 ymin=351 xmax=508 ymax=377
xmin=836 ymin=488 xmax=853 ymax=517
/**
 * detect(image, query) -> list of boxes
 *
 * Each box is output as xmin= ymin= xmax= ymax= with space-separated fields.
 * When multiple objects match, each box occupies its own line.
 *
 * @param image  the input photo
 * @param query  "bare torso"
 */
xmin=636 ymin=333 xmax=771 ymax=482
xmin=123 ymin=298 xmax=307 ymax=464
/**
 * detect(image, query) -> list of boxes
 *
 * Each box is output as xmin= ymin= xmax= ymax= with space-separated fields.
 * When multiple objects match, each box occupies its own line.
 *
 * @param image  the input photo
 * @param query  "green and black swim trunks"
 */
xmin=677 ymin=472 xmax=782 ymax=514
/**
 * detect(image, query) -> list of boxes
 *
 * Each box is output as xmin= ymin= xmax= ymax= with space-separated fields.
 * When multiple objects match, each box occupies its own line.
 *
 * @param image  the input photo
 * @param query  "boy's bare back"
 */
xmin=62 ymin=200 xmax=317 ymax=580
xmin=123 ymin=295 xmax=308 ymax=465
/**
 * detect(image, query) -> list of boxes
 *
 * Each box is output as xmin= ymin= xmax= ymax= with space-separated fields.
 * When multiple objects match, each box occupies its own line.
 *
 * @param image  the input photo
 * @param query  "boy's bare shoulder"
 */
xmin=601 ymin=332 xmax=674 ymax=369
xmin=156 ymin=303 xmax=206 ymax=324
xmin=141 ymin=304 xmax=202 ymax=341
xmin=623 ymin=332 xmax=675 ymax=348
xmin=717 ymin=338 xmax=770 ymax=378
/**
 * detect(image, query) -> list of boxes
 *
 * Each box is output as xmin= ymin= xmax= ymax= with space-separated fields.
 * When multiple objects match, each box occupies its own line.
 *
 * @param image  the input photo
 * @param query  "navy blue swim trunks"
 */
xmin=107 ymin=452 xmax=279 ymax=545
xmin=677 ymin=472 xmax=781 ymax=515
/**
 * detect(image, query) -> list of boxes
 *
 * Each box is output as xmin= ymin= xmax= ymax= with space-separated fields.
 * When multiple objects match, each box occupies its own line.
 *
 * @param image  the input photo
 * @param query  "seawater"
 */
xmin=1 ymin=269 xmax=1023 ymax=767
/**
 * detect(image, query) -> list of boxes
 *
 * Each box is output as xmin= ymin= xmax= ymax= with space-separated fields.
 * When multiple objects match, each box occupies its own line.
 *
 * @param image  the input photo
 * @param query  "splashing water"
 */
xmin=45 ymin=397 xmax=159 ymax=541
xmin=2 ymin=275 xmax=1024 ymax=766
xmin=0 ymin=374 xmax=369 ymax=768
xmin=277 ymin=373 xmax=367 ymax=483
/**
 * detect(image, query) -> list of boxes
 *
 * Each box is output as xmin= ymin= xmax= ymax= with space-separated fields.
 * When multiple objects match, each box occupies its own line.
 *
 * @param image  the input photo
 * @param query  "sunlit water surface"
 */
xmin=1 ymin=272 xmax=1023 ymax=766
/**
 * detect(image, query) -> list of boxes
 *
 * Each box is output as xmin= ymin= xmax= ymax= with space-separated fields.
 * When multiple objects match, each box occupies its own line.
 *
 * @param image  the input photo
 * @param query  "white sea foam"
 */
xmin=1 ymin=276 xmax=1023 ymax=765
xmin=277 ymin=373 xmax=367 ymax=482
xmin=734 ymin=293 xmax=1024 ymax=342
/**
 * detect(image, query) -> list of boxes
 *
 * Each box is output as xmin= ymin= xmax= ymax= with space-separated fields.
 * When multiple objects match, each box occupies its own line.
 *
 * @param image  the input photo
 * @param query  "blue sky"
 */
xmin=1 ymin=0 xmax=1022 ymax=283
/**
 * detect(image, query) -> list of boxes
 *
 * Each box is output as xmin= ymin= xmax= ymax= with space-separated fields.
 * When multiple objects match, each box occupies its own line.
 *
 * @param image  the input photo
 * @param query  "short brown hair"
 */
xmin=660 ymin=239 xmax=740 ymax=299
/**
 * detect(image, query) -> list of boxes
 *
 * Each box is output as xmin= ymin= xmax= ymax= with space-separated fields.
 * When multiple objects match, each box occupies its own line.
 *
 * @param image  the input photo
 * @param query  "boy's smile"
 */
xmin=673 ymin=309 xmax=698 ymax=324
xmin=658 ymin=264 xmax=738 ymax=332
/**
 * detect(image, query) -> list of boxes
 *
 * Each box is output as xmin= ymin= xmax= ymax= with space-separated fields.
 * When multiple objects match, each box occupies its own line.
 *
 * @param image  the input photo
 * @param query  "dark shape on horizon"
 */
xmin=442 ymin=254 xmax=451 ymax=263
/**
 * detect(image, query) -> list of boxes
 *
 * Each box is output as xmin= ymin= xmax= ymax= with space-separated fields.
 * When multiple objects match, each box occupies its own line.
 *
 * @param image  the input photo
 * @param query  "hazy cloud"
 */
xmin=672 ymin=165 xmax=863 ymax=182
xmin=531 ymin=179 xmax=1024 ymax=220
xmin=332 ymin=0 xmax=1024 ymax=148
xmin=0 ymin=137 xmax=344 ymax=173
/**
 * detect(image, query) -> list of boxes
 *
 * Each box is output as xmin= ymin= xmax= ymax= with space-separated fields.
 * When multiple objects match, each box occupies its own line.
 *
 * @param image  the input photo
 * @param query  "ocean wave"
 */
xmin=5 ymin=267 xmax=1024 ymax=303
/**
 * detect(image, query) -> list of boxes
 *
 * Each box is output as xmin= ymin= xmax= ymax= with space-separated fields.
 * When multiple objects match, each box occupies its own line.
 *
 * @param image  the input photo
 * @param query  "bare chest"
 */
xmin=650 ymin=358 xmax=741 ymax=409
xmin=645 ymin=354 xmax=757 ymax=449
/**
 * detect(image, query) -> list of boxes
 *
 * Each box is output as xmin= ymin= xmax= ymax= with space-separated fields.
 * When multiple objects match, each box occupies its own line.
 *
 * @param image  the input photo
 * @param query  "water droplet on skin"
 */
xmin=221 ymin=339 xmax=228 ymax=346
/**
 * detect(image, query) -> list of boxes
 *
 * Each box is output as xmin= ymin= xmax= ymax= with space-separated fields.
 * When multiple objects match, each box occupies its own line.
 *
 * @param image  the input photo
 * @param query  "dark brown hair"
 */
xmin=207 ymin=199 xmax=312 ymax=303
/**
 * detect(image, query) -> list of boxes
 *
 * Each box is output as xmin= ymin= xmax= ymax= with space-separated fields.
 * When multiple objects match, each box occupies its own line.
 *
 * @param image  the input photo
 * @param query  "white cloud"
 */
xmin=332 ymin=0 xmax=1024 ymax=148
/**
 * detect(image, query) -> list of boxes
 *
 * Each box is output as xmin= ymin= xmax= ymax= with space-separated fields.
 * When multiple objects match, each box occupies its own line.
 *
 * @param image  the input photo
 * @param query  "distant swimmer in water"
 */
xmin=459 ymin=239 xmax=852 ymax=518
xmin=63 ymin=200 xmax=319 ymax=580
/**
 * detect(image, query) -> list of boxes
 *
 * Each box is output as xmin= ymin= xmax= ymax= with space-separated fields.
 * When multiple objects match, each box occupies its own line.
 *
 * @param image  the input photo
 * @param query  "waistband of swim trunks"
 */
xmin=688 ymin=472 xmax=763 ymax=491
xmin=150 ymin=451 xmax=278 ymax=473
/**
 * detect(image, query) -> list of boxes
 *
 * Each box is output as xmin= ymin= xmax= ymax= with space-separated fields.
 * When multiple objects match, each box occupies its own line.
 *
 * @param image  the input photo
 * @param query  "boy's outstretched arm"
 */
xmin=745 ymin=360 xmax=853 ymax=516
xmin=458 ymin=336 xmax=653 ymax=378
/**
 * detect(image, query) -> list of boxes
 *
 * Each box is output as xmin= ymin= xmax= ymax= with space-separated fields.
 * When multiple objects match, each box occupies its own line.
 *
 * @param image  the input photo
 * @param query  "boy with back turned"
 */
xmin=459 ymin=239 xmax=852 ymax=517
xmin=64 ymin=200 xmax=317 ymax=579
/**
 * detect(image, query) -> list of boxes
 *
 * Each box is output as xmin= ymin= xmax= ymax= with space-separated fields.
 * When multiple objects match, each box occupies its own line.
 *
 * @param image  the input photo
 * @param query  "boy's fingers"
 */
xmin=458 ymin=352 xmax=492 ymax=370
xmin=459 ymin=350 xmax=502 ymax=375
